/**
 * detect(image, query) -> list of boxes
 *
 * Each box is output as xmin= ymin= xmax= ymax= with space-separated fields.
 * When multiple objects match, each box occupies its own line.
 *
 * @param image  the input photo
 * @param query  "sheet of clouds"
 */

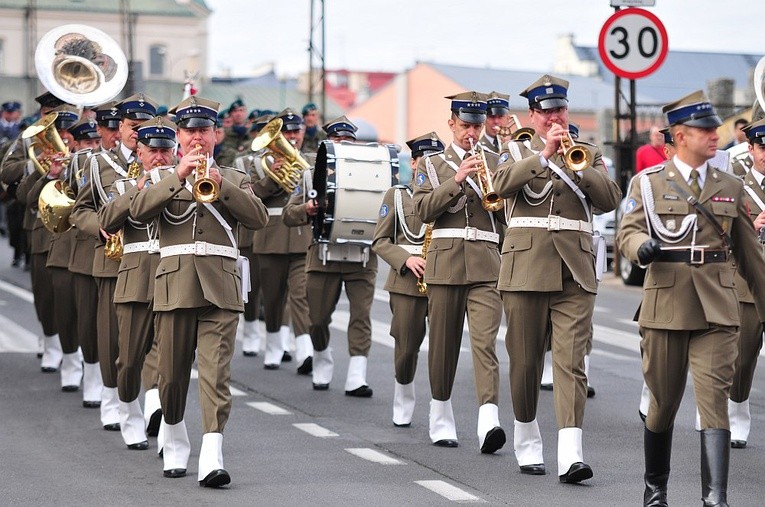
xmin=205 ymin=0 xmax=762 ymax=78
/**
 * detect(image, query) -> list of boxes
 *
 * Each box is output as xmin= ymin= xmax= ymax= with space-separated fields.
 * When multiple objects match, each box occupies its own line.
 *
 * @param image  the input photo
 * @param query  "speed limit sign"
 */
xmin=598 ymin=8 xmax=668 ymax=79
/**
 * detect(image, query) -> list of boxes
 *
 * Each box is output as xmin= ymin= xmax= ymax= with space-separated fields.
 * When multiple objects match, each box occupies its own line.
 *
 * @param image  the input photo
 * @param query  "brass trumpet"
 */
xmin=469 ymin=138 xmax=504 ymax=212
xmin=557 ymin=126 xmax=592 ymax=171
xmin=192 ymin=145 xmax=219 ymax=203
xmin=416 ymin=224 xmax=433 ymax=295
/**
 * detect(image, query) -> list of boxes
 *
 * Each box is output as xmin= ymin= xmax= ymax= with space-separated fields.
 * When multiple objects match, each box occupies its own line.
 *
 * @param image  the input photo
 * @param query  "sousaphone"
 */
xmin=35 ymin=24 xmax=128 ymax=233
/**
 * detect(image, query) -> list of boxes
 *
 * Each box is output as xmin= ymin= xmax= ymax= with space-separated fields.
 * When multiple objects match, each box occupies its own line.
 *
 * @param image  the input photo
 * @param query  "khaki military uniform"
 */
xmin=617 ymin=160 xmax=765 ymax=433
xmin=214 ymin=143 xmax=240 ymax=168
xmin=301 ymin=127 xmax=327 ymax=154
xmin=372 ymin=185 xmax=428 ymax=384
xmin=129 ymin=162 xmax=267 ymax=432
xmin=222 ymin=127 xmax=250 ymax=157
xmin=479 ymin=133 xmax=501 ymax=153
xmin=492 ymin=136 xmax=620 ymax=429
xmin=71 ymin=145 xmax=132 ymax=389
xmin=412 ymin=144 xmax=503 ymax=405
xmin=232 ymin=154 xmax=262 ymax=325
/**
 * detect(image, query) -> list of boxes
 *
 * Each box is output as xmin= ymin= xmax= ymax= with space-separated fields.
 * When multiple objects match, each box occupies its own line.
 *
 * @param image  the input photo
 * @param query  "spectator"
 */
xmin=0 ymin=101 xmax=22 ymax=145
xmin=635 ymin=126 xmax=667 ymax=173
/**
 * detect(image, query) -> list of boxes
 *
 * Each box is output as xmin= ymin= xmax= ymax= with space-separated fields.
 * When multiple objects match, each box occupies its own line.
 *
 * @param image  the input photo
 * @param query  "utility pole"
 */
xmin=307 ymin=0 xmax=326 ymax=116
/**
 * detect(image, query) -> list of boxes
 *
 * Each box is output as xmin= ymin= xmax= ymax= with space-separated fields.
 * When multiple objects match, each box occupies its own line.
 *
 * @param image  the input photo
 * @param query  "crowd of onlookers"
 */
xmin=0 ymin=100 xmax=30 ymax=269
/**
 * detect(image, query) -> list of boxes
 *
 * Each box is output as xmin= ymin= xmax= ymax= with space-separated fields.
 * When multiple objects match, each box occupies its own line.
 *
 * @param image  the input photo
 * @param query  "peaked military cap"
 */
xmin=446 ymin=91 xmax=488 ymax=124
xmin=486 ymin=92 xmax=510 ymax=116
xmin=70 ymin=118 xmax=100 ymax=140
xmin=135 ymin=116 xmax=177 ymax=148
xmin=662 ymin=90 xmax=722 ymax=129
xmin=323 ymin=115 xmax=358 ymax=139
xmin=521 ymin=75 xmax=569 ymax=110
xmin=406 ymin=131 xmax=445 ymax=159
xmin=742 ymin=118 xmax=765 ymax=145
xmin=660 ymin=127 xmax=673 ymax=145
xmin=116 ymin=93 xmax=158 ymax=121
xmin=249 ymin=114 xmax=274 ymax=134
xmin=2 ymin=101 xmax=21 ymax=112
xmin=94 ymin=101 xmax=121 ymax=128
xmin=50 ymin=104 xmax=79 ymax=130
xmin=35 ymin=91 xmax=65 ymax=110
xmin=169 ymin=96 xmax=220 ymax=128
xmin=277 ymin=108 xmax=304 ymax=132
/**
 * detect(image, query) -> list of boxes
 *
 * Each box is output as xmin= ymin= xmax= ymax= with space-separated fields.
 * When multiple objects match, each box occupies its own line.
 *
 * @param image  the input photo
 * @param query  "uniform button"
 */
xmin=555 ymin=210 xmax=560 ymax=214
xmin=554 ymin=174 xmax=560 ymax=179
xmin=468 ymin=213 xmax=473 ymax=217
xmin=197 ymin=229 xmax=203 ymax=234
xmin=530 ymin=169 xmax=536 ymax=175
xmin=198 ymin=212 xmax=204 ymax=217
xmin=224 ymin=196 xmax=229 ymax=201
xmin=668 ymin=207 xmax=673 ymax=212
xmin=169 ymin=187 xmax=175 ymax=192
xmin=469 ymin=198 xmax=474 ymax=203
xmin=555 ymin=191 xmax=561 ymax=196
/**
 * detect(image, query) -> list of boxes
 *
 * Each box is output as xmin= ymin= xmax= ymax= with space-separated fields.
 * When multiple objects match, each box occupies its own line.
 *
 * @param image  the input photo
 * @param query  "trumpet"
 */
xmin=416 ymin=224 xmax=433 ymax=295
xmin=556 ymin=124 xmax=592 ymax=171
xmin=468 ymin=138 xmax=504 ymax=212
xmin=192 ymin=145 xmax=219 ymax=203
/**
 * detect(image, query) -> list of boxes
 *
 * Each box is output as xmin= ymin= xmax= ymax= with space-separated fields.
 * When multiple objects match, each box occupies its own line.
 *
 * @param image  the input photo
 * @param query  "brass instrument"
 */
xmin=103 ymin=161 xmax=142 ymax=259
xmin=469 ymin=138 xmax=504 ymax=212
xmin=558 ymin=126 xmax=593 ymax=171
xmin=39 ymin=180 xmax=76 ymax=233
xmin=192 ymin=145 xmax=219 ymax=203
xmin=416 ymin=224 xmax=433 ymax=295
xmin=497 ymin=114 xmax=535 ymax=143
xmin=22 ymin=112 xmax=71 ymax=176
xmin=250 ymin=118 xmax=311 ymax=194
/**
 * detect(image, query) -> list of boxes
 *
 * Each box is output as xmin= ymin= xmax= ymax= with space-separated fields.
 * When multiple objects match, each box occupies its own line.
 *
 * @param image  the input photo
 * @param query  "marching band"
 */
xmin=3 ymin=24 xmax=765 ymax=507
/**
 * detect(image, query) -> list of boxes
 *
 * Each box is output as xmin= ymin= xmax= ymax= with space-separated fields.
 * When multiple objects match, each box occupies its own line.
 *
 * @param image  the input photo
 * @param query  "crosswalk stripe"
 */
xmin=345 ymin=448 xmax=404 ymax=465
xmin=0 ymin=279 xmax=35 ymax=303
xmin=247 ymin=401 xmax=291 ymax=415
xmin=293 ymin=423 xmax=338 ymax=438
xmin=0 ymin=313 xmax=39 ymax=353
xmin=414 ymin=480 xmax=483 ymax=503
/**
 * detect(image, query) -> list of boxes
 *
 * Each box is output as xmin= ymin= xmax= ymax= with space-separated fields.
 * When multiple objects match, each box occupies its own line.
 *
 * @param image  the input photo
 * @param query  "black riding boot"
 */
xmin=700 ymin=429 xmax=730 ymax=507
xmin=644 ymin=426 xmax=672 ymax=507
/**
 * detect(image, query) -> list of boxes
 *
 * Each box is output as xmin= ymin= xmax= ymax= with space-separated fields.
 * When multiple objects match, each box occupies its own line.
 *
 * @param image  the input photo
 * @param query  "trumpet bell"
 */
xmin=511 ymin=127 xmax=535 ymax=142
xmin=192 ymin=178 xmax=220 ymax=204
xmin=39 ymin=179 xmax=76 ymax=233
xmin=482 ymin=193 xmax=505 ymax=212
xmin=564 ymin=145 xmax=592 ymax=172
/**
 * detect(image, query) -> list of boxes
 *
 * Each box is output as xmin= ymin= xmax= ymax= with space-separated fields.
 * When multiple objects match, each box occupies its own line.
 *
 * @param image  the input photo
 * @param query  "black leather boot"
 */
xmin=644 ymin=426 xmax=672 ymax=507
xmin=700 ymin=429 xmax=730 ymax=507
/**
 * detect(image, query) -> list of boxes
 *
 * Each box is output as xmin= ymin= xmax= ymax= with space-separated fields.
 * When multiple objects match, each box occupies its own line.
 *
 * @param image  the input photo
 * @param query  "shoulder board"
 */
xmin=73 ymin=147 xmax=93 ymax=157
xmin=220 ymin=164 xmax=245 ymax=175
xmin=392 ymin=184 xmax=408 ymax=189
xmin=641 ymin=163 xmax=666 ymax=176
xmin=480 ymin=144 xmax=499 ymax=156
xmin=576 ymin=140 xmax=597 ymax=147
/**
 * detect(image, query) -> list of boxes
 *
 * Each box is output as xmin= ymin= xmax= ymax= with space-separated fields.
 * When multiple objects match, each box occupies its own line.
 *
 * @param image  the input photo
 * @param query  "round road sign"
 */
xmin=598 ymin=8 xmax=669 ymax=80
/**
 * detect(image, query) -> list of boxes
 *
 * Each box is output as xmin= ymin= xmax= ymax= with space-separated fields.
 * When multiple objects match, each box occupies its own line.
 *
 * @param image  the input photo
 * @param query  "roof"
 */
xmin=0 ymin=0 xmax=210 ymax=17
xmin=429 ymin=62 xmax=616 ymax=112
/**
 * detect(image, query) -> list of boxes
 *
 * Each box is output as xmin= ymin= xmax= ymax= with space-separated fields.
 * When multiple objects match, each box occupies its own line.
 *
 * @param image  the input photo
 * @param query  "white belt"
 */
xmin=159 ymin=241 xmax=239 ymax=259
xmin=122 ymin=240 xmax=159 ymax=255
xmin=398 ymin=244 xmax=422 ymax=255
xmin=267 ymin=207 xmax=283 ymax=216
xmin=508 ymin=216 xmax=593 ymax=234
xmin=430 ymin=227 xmax=500 ymax=244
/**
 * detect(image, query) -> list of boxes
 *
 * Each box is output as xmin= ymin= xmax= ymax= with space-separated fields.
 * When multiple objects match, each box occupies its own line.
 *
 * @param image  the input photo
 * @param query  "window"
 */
xmin=149 ymin=44 xmax=166 ymax=77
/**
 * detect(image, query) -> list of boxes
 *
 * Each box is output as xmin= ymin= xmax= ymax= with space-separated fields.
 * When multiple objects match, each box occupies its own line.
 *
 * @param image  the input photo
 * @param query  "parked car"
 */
xmin=614 ymin=194 xmax=646 ymax=286
xmin=592 ymin=156 xmax=618 ymax=271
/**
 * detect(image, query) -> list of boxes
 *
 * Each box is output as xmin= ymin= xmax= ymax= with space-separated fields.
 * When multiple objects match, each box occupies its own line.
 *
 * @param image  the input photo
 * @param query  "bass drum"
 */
xmin=313 ymin=140 xmax=399 ymax=244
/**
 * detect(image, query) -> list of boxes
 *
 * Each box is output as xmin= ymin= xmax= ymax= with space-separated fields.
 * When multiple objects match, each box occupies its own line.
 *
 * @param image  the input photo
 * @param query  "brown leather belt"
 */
xmin=656 ymin=249 xmax=727 ymax=264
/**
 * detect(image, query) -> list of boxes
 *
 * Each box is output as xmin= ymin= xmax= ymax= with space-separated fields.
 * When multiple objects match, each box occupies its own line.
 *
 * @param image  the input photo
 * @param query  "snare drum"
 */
xmin=312 ymin=140 xmax=399 ymax=244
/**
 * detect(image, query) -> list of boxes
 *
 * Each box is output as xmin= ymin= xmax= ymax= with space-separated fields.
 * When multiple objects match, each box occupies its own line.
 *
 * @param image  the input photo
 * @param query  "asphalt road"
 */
xmin=0 ymin=238 xmax=764 ymax=506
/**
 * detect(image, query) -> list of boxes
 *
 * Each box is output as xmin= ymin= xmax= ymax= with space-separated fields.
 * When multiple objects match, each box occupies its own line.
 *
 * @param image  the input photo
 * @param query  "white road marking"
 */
xmin=229 ymin=385 xmax=247 ymax=397
xmin=0 ymin=313 xmax=39 ymax=353
xmin=415 ymin=480 xmax=483 ymax=503
xmin=190 ymin=368 xmax=198 ymax=379
xmin=293 ymin=423 xmax=338 ymax=438
xmin=247 ymin=401 xmax=291 ymax=415
xmin=0 ymin=279 xmax=34 ymax=303
xmin=345 ymin=448 xmax=404 ymax=465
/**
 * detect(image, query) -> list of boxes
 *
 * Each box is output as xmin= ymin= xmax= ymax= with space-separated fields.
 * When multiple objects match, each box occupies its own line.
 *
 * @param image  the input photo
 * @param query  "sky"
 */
xmin=204 ymin=0 xmax=764 ymax=79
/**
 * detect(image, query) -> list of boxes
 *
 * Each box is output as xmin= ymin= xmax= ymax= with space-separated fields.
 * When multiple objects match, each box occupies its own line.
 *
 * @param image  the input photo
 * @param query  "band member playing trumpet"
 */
xmin=130 ymin=96 xmax=267 ymax=487
xmin=480 ymin=92 xmax=512 ymax=153
xmin=412 ymin=92 xmax=506 ymax=453
xmin=373 ymin=132 xmax=444 ymax=427
xmin=72 ymin=93 xmax=158 ymax=433
xmin=97 ymin=117 xmax=178 ymax=451
xmin=492 ymin=75 xmax=621 ymax=481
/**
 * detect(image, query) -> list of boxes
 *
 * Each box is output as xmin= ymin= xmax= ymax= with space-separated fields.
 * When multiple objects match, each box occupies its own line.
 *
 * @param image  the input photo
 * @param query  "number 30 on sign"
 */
xmin=598 ymin=8 xmax=669 ymax=80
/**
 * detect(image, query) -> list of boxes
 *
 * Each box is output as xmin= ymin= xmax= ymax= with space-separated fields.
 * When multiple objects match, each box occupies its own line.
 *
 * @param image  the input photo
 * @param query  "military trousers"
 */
xmin=155 ymin=305 xmax=237 ymax=433
xmin=240 ymin=248 xmax=260 ymax=322
xmin=72 ymin=272 xmax=99 ymax=364
xmin=49 ymin=267 xmax=78 ymax=354
xmin=502 ymin=269 xmax=595 ymax=429
xmin=427 ymin=282 xmax=501 ymax=405
xmin=731 ymin=302 xmax=764 ymax=403
xmin=641 ymin=325 xmax=738 ymax=433
xmin=305 ymin=269 xmax=375 ymax=356
xmin=258 ymin=253 xmax=309 ymax=335
xmin=95 ymin=276 xmax=119 ymax=388
xmin=30 ymin=251 xmax=56 ymax=336
xmin=115 ymin=301 xmax=155 ymax=402
xmin=388 ymin=293 xmax=428 ymax=385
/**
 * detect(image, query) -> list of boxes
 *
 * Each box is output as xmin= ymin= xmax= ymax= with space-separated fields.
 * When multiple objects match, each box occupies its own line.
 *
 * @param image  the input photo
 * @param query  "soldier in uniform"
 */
xmin=94 ymin=101 xmax=122 ymax=150
xmin=412 ymin=92 xmax=506 ymax=453
xmin=492 ymin=75 xmax=621 ymax=481
xmin=71 ymin=93 xmax=158 ymax=431
xmin=618 ymin=90 xmax=765 ymax=507
xmin=373 ymin=132 xmax=444 ymax=427
xmin=98 ymin=117 xmax=178 ymax=451
xmin=283 ymin=116 xmax=378 ymax=397
xmin=130 ymin=96 xmax=267 ymax=487
xmin=301 ymin=102 xmax=327 ymax=154
xmin=251 ymin=109 xmax=313 ymax=372
xmin=480 ymin=92 xmax=511 ymax=152
xmin=222 ymin=98 xmax=250 ymax=156
xmin=214 ymin=117 xmax=239 ymax=167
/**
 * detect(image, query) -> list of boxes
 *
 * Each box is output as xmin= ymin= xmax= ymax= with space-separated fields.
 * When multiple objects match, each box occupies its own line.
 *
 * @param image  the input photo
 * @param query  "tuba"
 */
xmin=22 ymin=112 xmax=71 ymax=176
xmin=469 ymin=138 xmax=504 ymax=211
xmin=250 ymin=118 xmax=311 ymax=194
xmin=192 ymin=145 xmax=219 ymax=203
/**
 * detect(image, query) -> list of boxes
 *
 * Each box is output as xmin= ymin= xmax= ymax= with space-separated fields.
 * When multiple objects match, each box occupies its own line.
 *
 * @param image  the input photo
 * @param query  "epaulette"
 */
xmin=576 ymin=140 xmax=598 ymax=147
xmin=480 ymin=144 xmax=499 ymax=156
xmin=392 ymin=184 xmax=408 ymax=190
xmin=220 ymin=164 xmax=246 ymax=175
xmin=640 ymin=163 xmax=666 ymax=176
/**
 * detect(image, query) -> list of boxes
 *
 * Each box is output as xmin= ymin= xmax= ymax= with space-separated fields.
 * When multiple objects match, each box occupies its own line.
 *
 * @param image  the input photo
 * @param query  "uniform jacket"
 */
xmin=492 ymin=135 xmax=621 ymax=294
xmin=412 ymin=143 xmax=503 ymax=285
xmin=733 ymin=170 xmax=765 ymax=304
xmin=301 ymin=128 xmax=327 ymax=154
xmin=24 ymin=172 xmax=73 ymax=268
xmin=617 ymin=160 xmax=765 ymax=330
xmin=17 ymin=171 xmax=52 ymax=254
xmin=68 ymin=149 xmax=100 ymax=276
xmin=372 ymin=185 xmax=426 ymax=297
xmin=129 ymin=162 xmax=267 ymax=312
xmin=71 ymin=144 xmax=133 ymax=278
